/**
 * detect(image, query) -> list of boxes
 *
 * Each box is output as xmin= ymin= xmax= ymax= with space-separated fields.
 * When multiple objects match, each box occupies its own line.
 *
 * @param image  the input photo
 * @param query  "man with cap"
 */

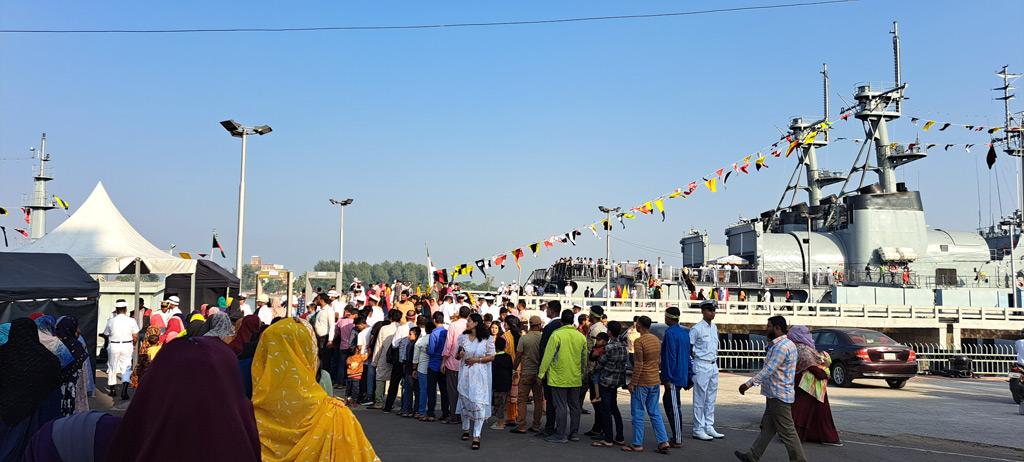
xmin=103 ymin=299 xmax=140 ymax=399
xmin=153 ymin=297 xmax=175 ymax=327
xmin=167 ymin=295 xmax=182 ymax=317
xmin=691 ymin=300 xmax=724 ymax=440
xmin=256 ymin=293 xmax=273 ymax=325
xmin=660 ymin=305 xmax=692 ymax=447
xmin=366 ymin=292 xmax=384 ymax=327
xmin=238 ymin=294 xmax=252 ymax=317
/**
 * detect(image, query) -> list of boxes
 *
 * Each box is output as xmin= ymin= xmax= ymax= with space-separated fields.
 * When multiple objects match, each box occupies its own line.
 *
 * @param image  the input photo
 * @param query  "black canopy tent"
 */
xmin=164 ymin=259 xmax=241 ymax=315
xmin=0 ymin=252 xmax=101 ymax=356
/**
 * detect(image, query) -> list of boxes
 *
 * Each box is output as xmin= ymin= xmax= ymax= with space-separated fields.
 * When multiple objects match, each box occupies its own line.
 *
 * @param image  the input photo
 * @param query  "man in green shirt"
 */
xmin=538 ymin=309 xmax=588 ymax=443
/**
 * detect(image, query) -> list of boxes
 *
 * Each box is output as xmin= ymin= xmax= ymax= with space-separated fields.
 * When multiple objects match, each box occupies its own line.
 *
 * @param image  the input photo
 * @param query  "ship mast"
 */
xmin=996 ymin=65 xmax=1022 ymax=298
xmin=853 ymin=21 xmax=906 ymax=194
xmin=24 ymin=133 xmax=56 ymax=239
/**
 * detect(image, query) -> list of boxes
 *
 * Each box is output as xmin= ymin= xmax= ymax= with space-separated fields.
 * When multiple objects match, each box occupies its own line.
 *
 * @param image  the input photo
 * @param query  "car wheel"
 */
xmin=886 ymin=378 xmax=908 ymax=390
xmin=831 ymin=363 xmax=851 ymax=387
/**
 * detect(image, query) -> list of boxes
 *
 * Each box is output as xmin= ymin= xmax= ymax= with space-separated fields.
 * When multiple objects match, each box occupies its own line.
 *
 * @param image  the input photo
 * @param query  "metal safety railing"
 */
xmin=717 ymin=339 xmax=1018 ymax=377
xmin=485 ymin=293 xmax=1024 ymax=322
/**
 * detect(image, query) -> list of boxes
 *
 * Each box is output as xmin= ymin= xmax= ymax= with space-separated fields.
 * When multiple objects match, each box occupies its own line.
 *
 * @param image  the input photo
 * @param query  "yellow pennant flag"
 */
xmin=802 ymin=130 xmax=818 ymax=145
xmin=705 ymin=178 xmax=717 ymax=192
xmin=622 ymin=212 xmax=636 ymax=219
xmin=668 ymin=188 xmax=682 ymax=199
xmin=621 ymin=285 xmax=629 ymax=299
xmin=178 ymin=252 xmax=192 ymax=259
xmin=922 ymin=120 xmax=936 ymax=131
xmin=53 ymin=196 xmax=70 ymax=210
xmin=654 ymin=199 xmax=665 ymax=221
xmin=988 ymin=127 xmax=1003 ymax=134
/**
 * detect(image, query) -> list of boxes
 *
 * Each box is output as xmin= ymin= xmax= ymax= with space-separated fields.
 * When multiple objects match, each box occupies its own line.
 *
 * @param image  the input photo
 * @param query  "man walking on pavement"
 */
xmin=660 ymin=305 xmax=692 ymax=448
xmin=735 ymin=315 xmax=807 ymax=462
xmin=691 ymin=300 xmax=725 ymax=441
xmin=535 ymin=301 xmax=563 ymax=438
xmin=538 ymin=309 xmax=587 ymax=444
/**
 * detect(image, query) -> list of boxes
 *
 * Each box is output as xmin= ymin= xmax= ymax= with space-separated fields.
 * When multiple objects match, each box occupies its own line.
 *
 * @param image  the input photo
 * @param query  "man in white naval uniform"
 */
xmin=103 ymin=299 xmax=140 ymax=400
xmin=690 ymin=300 xmax=724 ymax=440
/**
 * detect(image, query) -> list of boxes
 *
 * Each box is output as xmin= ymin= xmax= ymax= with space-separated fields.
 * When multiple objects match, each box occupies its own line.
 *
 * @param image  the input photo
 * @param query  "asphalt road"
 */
xmin=355 ymin=373 xmax=1024 ymax=462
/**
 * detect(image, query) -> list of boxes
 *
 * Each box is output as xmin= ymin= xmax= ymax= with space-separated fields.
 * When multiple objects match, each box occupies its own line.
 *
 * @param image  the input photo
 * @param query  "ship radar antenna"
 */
xmin=892 ymin=21 xmax=902 ymax=112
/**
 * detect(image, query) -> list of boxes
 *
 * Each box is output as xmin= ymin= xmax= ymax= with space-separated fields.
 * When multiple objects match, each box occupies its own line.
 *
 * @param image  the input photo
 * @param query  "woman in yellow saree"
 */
xmin=252 ymin=317 xmax=379 ymax=461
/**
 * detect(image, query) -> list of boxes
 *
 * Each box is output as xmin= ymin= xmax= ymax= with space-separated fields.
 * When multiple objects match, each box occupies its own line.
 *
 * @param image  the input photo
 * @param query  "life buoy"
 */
xmin=766 ymin=276 xmax=776 ymax=284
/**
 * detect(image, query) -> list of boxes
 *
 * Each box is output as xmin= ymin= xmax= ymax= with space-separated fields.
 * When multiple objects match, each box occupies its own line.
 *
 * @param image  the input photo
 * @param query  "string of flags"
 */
xmin=908 ymin=116 xmax=1020 ymax=136
xmin=435 ymin=113 xmax=854 ymax=282
xmin=0 ymin=194 xmax=72 ymax=246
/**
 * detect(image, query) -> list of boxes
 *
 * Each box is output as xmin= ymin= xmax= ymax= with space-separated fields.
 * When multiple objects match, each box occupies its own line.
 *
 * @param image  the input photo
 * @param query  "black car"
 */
xmin=811 ymin=328 xmax=918 ymax=389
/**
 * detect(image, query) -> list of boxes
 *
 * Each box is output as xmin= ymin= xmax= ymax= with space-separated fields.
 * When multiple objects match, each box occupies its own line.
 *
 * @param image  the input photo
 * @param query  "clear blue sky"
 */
xmin=1 ymin=1 xmax=1021 ymax=282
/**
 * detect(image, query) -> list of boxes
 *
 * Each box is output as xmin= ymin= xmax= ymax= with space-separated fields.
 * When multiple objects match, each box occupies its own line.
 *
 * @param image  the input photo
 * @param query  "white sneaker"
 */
xmin=692 ymin=431 xmax=714 ymax=441
xmin=706 ymin=428 xmax=725 ymax=439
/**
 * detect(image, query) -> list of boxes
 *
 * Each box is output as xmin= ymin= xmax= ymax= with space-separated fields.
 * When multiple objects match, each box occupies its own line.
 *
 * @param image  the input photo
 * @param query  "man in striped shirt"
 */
xmin=735 ymin=315 xmax=807 ymax=462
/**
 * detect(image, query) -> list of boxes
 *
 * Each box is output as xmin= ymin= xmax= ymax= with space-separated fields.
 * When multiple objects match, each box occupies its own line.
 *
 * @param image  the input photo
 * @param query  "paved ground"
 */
xmin=355 ymin=373 xmax=1024 ymax=462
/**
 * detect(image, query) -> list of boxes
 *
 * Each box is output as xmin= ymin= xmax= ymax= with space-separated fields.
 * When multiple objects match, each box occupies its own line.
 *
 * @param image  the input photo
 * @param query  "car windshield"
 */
xmin=847 ymin=331 xmax=898 ymax=346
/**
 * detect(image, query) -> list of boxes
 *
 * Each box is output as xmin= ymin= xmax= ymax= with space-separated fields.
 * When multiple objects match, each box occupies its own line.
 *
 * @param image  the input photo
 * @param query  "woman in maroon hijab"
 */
xmin=105 ymin=337 xmax=261 ymax=462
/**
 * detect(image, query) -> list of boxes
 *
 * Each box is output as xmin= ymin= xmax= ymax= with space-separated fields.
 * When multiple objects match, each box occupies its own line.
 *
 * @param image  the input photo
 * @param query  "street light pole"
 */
xmin=220 ymin=120 xmax=273 ymax=279
xmin=598 ymin=206 xmax=620 ymax=307
xmin=235 ymin=130 xmax=247 ymax=279
xmin=330 ymin=198 xmax=354 ymax=291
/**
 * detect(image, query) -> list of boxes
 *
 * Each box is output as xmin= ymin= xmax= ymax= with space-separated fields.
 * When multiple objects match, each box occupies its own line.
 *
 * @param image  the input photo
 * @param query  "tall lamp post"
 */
xmin=329 ymin=198 xmax=354 ymax=291
xmin=220 ymin=120 xmax=272 ymax=278
xmin=598 ymin=206 xmax=621 ymax=307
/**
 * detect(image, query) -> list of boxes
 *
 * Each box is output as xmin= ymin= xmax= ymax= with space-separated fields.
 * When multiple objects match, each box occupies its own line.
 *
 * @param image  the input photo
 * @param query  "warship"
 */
xmin=530 ymin=23 xmax=1024 ymax=311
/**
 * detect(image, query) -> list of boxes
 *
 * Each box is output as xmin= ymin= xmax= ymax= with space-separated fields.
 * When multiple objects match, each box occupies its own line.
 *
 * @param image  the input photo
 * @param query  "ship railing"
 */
xmin=717 ymin=340 xmax=1016 ymax=376
xmin=674 ymin=267 xmax=1008 ymax=290
xmin=488 ymin=294 xmax=1024 ymax=322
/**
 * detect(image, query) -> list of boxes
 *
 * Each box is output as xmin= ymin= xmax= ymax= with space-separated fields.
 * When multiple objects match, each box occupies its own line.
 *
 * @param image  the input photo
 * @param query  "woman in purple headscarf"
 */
xmin=105 ymin=336 xmax=261 ymax=461
xmin=787 ymin=325 xmax=842 ymax=446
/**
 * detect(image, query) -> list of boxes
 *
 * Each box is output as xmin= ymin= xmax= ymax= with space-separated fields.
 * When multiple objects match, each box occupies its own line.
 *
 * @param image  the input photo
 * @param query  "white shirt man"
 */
xmin=439 ymin=296 xmax=456 ymax=325
xmin=479 ymin=297 xmax=500 ymax=320
xmin=1015 ymin=332 xmax=1024 ymax=366
xmin=239 ymin=296 xmax=253 ymax=317
xmin=366 ymin=296 xmax=385 ymax=327
xmin=313 ymin=297 xmax=336 ymax=343
xmin=564 ymin=284 xmax=573 ymax=298
xmin=103 ymin=300 xmax=140 ymax=391
xmin=167 ymin=296 xmax=182 ymax=317
xmin=690 ymin=300 xmax=723 ymax=440
xmin=256 ymin=294 xmax=274 ymax=325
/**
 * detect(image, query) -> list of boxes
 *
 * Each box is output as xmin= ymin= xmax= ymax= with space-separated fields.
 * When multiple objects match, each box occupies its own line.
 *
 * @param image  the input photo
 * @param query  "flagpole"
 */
xmin=425 ymin=242 xmax=433 ymax=299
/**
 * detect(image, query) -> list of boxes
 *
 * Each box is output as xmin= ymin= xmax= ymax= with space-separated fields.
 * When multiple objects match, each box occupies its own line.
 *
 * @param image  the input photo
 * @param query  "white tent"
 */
xmin=15 ymin=182 xmax=197 ymax=275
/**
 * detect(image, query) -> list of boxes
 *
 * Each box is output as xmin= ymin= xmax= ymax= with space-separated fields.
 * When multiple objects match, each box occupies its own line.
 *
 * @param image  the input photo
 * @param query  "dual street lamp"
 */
xmin=598 ymin=206 xmax=621 ymax=302
xmin=220 ymin=120 xmax=272 ymax=278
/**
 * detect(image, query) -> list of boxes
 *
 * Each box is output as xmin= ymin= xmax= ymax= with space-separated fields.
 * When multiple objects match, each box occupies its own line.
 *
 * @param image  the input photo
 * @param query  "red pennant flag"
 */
xmin=21 ymin=207 xmax=30 ymax=225
xmin=512 ymin=248 xmax=524 ymax=269
xmin=543 ymin=239 xmax=554 ymax=248
xmin=212 ymin=234 xmax=226 ymax=258
xmin=740 ymin=161 xmax=750 ymax=174
xmin=14 ymin=228 xmax=29 ymax=238
xmin=840 ymin=112 xmax=851 ymax=121
xmin=494 ymin=254 xmax=507 ymax=268
xmin=715 ymin=168 xmax=725 ymax=178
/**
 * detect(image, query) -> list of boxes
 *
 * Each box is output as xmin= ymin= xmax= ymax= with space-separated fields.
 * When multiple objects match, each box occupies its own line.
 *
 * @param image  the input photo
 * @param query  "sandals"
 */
xmin=461 ymin=432 xmax=470 ymax=441
xmin=621 ymin=445 xmax=644 ymax=453
xmin=471 ymin=439 xmax=481 ymax=450
xmin=655 ymin=443 xmax=671 ymax=455
xmin=425 ymin=417 xmax=437 ymax=422
xmin=591 ymin=441 xmax=614 ymax=448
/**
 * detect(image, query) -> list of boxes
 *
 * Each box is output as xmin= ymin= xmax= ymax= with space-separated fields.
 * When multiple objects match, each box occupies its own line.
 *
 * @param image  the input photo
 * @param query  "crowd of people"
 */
xmin=1 ymin=274 xmax=849 ymax=461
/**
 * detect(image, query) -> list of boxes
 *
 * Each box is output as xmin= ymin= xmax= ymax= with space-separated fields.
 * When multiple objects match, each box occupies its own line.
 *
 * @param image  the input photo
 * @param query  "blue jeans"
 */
xmin=630 ymin=385 xmax=668 ymax=446
xmin=365 ymin=366 xmax=376 ymax=402
xmin=400 ymin=374 xmax=414 ymax=413
xmin=417 ymin=372 xmax=429 ymax=414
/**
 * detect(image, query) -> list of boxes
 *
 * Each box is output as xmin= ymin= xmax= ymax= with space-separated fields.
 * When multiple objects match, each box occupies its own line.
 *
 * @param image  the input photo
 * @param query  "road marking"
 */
xmin=710 ymin=424 xmax=1021 ymax=462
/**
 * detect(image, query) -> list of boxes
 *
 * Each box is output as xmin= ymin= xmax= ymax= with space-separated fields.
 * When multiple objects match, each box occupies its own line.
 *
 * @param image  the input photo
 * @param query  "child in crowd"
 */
xmin=590 ymin=332 xmax=609 ymax=404
xmin=490 ymin=336 xmax=513 ymax=430
xmin=346 ymin=317 xmax=369 ymax=405
xmin=399 ymin=327 xmax=419 ymax=417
